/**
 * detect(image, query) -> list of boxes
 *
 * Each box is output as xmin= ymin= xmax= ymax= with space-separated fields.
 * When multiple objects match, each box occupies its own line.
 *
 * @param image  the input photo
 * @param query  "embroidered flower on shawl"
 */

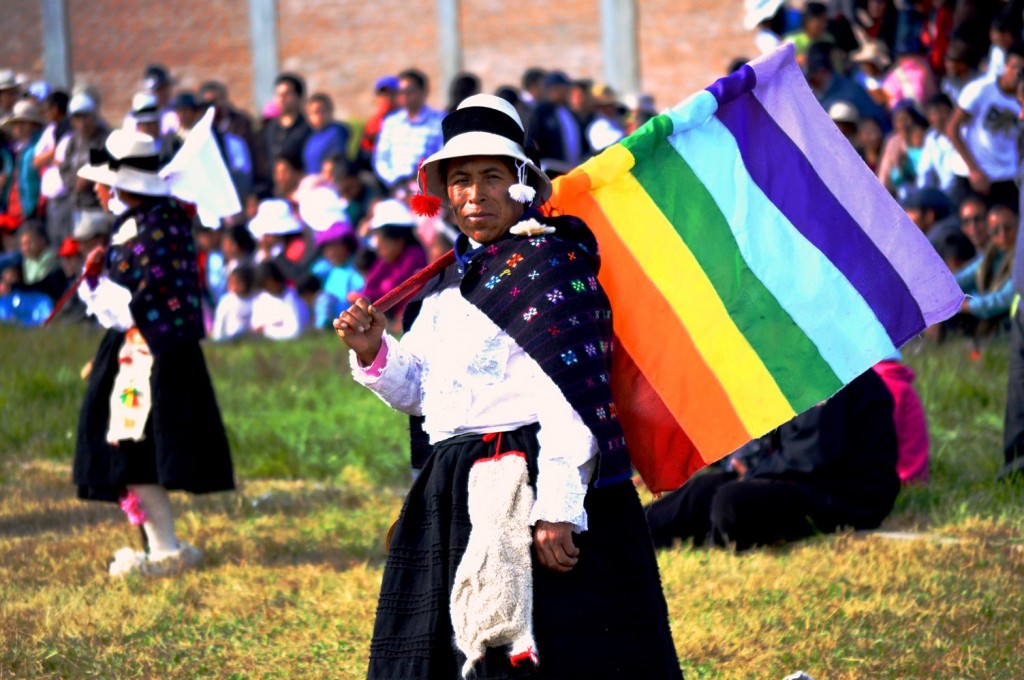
xmin=509 ymin=218 xmax=555 ymax=237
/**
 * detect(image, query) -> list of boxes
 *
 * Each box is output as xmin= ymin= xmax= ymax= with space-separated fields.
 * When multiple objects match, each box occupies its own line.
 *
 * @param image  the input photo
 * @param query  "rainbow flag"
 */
xmin=544 ymin=45 xmax=964 ymax=492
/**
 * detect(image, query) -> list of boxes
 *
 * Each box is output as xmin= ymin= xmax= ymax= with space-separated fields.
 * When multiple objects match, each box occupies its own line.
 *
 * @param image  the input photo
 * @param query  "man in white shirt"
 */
xmin=948 ymin=42 xmax=1024 ymax=207
xmin=372 ymin=68 xmax=444 ymax=189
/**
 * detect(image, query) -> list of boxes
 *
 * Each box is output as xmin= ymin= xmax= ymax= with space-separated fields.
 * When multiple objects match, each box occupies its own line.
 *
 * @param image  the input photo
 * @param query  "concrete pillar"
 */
xmin=600 ymin=0 xmax=639 ymax=96
xmin=248 ymin=0 xmax=279 ymax=113
xmin=436 ymin=0 xmax=462 ymax=100
xmin=41 ymin=0 xmax=72 ymax=90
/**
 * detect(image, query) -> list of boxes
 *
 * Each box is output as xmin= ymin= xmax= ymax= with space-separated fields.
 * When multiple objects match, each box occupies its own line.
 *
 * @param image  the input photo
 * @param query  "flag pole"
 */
xmin=369 ymin=249 xmax=455 ymax=313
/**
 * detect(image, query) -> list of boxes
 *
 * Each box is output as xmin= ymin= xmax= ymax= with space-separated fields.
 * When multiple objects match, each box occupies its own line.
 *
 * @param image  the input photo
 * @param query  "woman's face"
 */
xmin=375 ymin=233 xmax=404 ymax=263
xmin=989 ymin=209 xmax=1018 ymax=252
xmin=445 ymin=155 xmax=525 ymax=244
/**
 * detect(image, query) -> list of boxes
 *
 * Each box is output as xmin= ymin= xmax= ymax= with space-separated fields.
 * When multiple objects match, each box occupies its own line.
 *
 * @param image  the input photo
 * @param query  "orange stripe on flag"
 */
xmin=548 ymin=182 xmax=753 ymax=466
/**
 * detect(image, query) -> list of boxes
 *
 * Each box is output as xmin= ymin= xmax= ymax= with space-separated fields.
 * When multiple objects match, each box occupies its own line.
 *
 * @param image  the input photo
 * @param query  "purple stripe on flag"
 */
xmin=747 ymin=44 xmax=964 ymax=327
xmin=705 ymin=64 xmax=757 ymax=107
xmin=715 ymin=92 xmax=925 ymax=346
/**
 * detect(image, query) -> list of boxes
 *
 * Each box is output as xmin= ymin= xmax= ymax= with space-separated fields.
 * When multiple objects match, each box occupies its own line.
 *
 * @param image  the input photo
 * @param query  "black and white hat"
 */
xmin=77 ymin=129 xmax=169 ymax=196
xmin=414 ymin=94 xmax=551 ymax=215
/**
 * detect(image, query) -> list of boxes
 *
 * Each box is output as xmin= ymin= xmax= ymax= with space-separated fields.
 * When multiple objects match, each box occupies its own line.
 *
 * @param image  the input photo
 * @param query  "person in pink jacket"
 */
xmin=873 ymin=358 xmax=930 ymax=484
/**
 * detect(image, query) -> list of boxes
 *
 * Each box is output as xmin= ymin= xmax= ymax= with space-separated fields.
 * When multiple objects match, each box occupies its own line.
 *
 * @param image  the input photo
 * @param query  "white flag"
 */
xmin=159 ymin=108 xmax=241 ymax=227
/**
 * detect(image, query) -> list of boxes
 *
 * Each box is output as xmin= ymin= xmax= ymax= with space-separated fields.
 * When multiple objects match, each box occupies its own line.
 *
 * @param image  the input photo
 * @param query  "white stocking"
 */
xmin=128 ymin=484 xmax=179 ymax=555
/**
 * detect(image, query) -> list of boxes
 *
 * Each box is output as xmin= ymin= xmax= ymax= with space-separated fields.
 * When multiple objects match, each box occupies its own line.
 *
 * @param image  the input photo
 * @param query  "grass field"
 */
xmin=1 ymin=324 xmax=1022 ymax=679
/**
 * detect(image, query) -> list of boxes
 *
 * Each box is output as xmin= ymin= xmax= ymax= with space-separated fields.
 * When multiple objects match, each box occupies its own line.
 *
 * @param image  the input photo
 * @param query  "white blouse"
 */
xmin=351 ymin=285 xmax=597 ymax=532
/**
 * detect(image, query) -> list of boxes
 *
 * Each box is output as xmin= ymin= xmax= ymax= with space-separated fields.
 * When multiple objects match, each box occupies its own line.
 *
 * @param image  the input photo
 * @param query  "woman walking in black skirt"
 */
xmin=73 ymin=130 xmax=234 ymax=576
xmin=335 ymin=94 xmax=681 ymax=679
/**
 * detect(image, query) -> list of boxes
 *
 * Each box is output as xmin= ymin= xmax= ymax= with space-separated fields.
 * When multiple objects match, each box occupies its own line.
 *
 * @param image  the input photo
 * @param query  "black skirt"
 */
xmin=73 ymin=329 xmax=234 ymax=502
xmin=367 ymin=425 xmax=682 ymax=679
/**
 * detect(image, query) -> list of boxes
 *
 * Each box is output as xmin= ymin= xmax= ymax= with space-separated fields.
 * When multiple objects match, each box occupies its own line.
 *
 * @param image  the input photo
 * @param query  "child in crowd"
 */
xmin=211 ymin=265 xmax=255 ymax=341
xmin=251 ymin=260 xmax=305 ymax=340
xmin=310 ymin=224 xmax=364 ymax=330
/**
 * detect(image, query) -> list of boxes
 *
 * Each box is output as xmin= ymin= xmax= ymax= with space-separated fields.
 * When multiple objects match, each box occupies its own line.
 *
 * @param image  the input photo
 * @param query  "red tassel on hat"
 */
xmin=411 ymin=193 xmax=441 ymax=217
xmin=411 ymin=160 xmax=442 ymax=217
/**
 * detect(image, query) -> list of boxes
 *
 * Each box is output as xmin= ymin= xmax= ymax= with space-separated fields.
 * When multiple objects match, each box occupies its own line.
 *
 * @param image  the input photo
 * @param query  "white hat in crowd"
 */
xmin=370 ymin=199 xmax=417 ymax=230
xmin=73 ymin=209 xmax=114 ymax=241
xmin=743 ymin=0 xmax=785 ymax=30
xmin=77 ymin=129 xmax=169 ymax=196
xmin=2 ymin=100 xmax=45 ymax=127
xmin=68 ymin=92 xmax=97 ymax=117
xmin=131 ymin=91 xmax=161 ymax=124
xmin=248 ymin=199 xmax=303 ymax=238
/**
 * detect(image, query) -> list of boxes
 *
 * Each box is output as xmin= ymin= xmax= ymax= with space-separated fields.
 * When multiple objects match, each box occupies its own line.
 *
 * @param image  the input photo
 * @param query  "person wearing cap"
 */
xmin=131 ymin=91 xmax=180 ymax=166
xmin=947 ymin=41 xmax=1024 ymax=208
xmin=310 ymin=225 xmax=363 ymax=330
xmin=357 ymin=198 xmax=427 ymax=324
xmin=72 ymin=129 xmax=234 ymax=577
xmin=850 ymin=39 xmax=891 ymax=107
xmin=356 ymin=75 xmax=399 ymax=172
xmin=0 ymin=99 xmax=45 ymax=235
xmin=828 ymin=100 xmax=860 ymax=144
xmin=58 ymin=92 xmax=110 ymax=216
xmin=525 ymin=69 xmax=588 ymax=175
xmin=141 ymin=64 xmax=179 ymax=137
xmin=336 ymin=94 xmax=680 ymax=679
xmin=373 ymin=68 xmax=444 ymax=189
xmin=0 ymin=69 xmax=21 ymax=119
xmin=805 ymin=41 xmax=890 ymax=134
xmin=586 ymin=83 xmax=626 ymax=152
xmin=744 ymin=0 xmax=786 ymax=56
xmin=171 ymin=91 xmax=206 ymax=140
xmin=72 ymin=208 xmax=113 ymax=255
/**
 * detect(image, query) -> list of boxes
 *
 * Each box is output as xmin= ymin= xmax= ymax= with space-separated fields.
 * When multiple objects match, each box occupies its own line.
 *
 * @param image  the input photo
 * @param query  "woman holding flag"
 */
xmin=72 ymin=129 xmax=234 ymax=576
xmin=335 ymin=94 xmax=680 ymax=679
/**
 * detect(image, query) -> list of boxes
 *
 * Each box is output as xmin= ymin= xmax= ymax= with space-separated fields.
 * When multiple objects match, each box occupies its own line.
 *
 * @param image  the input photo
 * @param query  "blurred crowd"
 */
xmin=0 ymin=0 xmax=1021 ymax=347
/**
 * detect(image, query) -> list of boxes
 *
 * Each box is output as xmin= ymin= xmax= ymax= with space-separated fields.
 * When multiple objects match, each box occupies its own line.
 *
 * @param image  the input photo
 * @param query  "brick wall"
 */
xmin=0 ymin=0 xmax=43 ymax=78
xmin=0 ymin=0 xmax=757 ymax=124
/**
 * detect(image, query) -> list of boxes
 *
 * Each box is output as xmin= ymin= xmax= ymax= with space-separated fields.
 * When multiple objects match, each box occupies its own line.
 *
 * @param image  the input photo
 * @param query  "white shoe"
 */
xmin=108 ymin=543 xmax=202 ymax=577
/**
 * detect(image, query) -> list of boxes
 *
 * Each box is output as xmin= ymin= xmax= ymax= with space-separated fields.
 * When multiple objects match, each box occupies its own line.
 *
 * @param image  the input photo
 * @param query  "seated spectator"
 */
xmin=959 ymin=193 xmax=990 ymax=254
xmin=310 ymin=223 xmax=364 ymax=330
xmin=935 ymin=229 xmax=977 ymax=274
xmin=18 ymin=221 xmax=66 ymax=301
xmin=251 ymin=260 xmax=305 ymax=340
xmin=877 ymin=100 xmax=928 ymax=200
xmin=828 ymin=100 xmax=860 ymax=145
xmin=881 ymin=27 xmax=938 ymax=111
xmin=195 ymin=226 xmax=227 ymax=307
xmin=359 ymin=199 xmax=427 ymax=324
xmin=873 ymin=357 xmax=929 ymax=485
xmin=805 ymin=41 xmax=889 ymax=134
xmin=916 ymin=94 xmax=964 ymax=195
xmin=51 ymin=236 xmax=88 ymax=323
xmin=219 ymin=223 xmax=256 ymax=279
xmin=955 ymin=204 xmax=1018 ymax=328
xmin=645 ymin=369 xmax=900 ymax=551
xmin=850 ymin=39 xmax=891 ymax=107
xmin=211 ymin=265 xmax=255 ymax=341
xmin=321 ymin=153 xmax=377 ymax=228
xmin=248 ymin=197 xmax=303 ymax=274
xmin=71 ymin=208 xmax=112 ymax=256
xmin=902 ymin=187 xmax=959 ymax=251
xmin=586 ymin=84 xmax=626 ymax=151
xmin=855 ymin=116 xmax=884 ymax=173
xmin=0 ymin=259 xmax=54 ymax=326
xmin=785 ymin=2 xmax=833 ymax=66
xmin=941 ymin=39 xmax=978 ymax=104
xmin=303 ymin=93 xmax=351 ymax=176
